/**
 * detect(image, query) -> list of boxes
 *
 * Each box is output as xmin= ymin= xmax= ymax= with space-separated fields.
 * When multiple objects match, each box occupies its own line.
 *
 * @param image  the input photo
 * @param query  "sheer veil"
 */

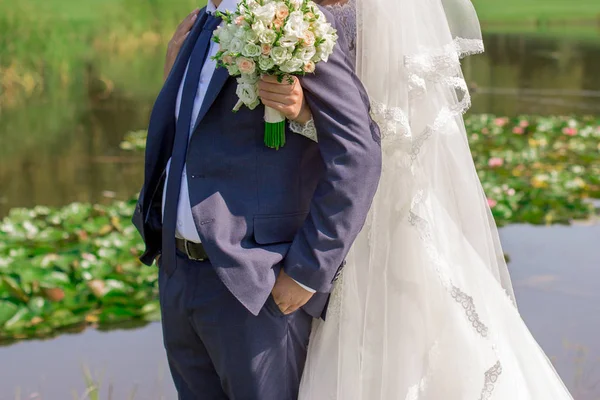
xmin=299 ymin=0 xmax=574 ymax=398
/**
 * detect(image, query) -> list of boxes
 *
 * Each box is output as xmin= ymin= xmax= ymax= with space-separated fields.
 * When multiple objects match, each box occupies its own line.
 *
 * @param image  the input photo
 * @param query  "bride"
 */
xmin=163 ymin=0 xmax=575 ymax=397
xmin=297 ymin=0 xmax=575 ymax=398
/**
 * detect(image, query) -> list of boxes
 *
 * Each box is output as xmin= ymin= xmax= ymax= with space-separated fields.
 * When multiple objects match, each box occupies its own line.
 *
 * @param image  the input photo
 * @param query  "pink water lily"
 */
xmin=488 ymin=157 xmax=504 ymax=167
xmin=494 ymin=118 xmax=508 ymax=127
xmin=512 ymin=126 xmax=524 ymax=135
xmin=487 ymin=198 xmax=497 ymax=208
xmin=562 ymin=127 xmax=577 ymax=136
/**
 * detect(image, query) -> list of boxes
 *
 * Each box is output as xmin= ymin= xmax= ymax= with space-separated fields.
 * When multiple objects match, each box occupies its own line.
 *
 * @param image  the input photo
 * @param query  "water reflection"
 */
xmin=467 ymin=33 xmax=600 ymax=115
xmin=0 ymin=223 xmax=598 ymax=399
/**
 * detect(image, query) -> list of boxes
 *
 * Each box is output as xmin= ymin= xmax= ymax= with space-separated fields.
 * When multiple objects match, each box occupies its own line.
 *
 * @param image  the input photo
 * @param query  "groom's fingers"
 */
xmin=258 ymin=91 xmax=295 ymax=105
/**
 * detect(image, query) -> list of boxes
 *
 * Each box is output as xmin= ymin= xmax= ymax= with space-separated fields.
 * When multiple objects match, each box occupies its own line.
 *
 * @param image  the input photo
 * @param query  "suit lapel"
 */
xmin=142 ymin=9 xmax=208 ymax=211
xmin=163 ymin=10 xmax=208 ymax=98
xmin=192 ymin=65 xmax=231 ymax=133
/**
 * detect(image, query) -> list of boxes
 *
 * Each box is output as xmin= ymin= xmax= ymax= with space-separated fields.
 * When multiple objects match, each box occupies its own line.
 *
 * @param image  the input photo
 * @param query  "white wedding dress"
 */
xmin=298 ymin=0 xmax=575 ymax=399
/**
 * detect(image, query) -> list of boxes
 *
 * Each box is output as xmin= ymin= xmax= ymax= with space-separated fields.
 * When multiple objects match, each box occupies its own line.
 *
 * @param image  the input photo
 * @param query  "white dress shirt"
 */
xmin=162 ymin=0 xmax=315 ymax=293
xmin=162 ymin=0 xmax=237 ymax=243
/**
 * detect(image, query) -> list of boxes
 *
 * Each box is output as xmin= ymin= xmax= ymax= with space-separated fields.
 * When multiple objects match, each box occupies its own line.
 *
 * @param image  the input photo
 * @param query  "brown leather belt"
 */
xmin=175 ymin=238 xmax=209 ymax=262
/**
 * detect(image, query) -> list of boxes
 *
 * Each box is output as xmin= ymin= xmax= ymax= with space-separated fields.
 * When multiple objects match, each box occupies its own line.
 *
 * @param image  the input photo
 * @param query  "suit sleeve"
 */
xmin=283 ymin=10 xmax=382 ymax=293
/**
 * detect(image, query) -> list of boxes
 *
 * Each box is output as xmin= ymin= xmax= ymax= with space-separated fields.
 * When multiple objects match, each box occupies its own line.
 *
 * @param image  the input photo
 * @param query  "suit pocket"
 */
xmin=253 ymin=211 xmax=309 ymax=245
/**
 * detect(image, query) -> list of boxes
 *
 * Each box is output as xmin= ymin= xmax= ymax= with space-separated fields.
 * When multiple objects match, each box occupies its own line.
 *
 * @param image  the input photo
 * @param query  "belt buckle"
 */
xmin=184 ymin=240 xmax=205 ymax=262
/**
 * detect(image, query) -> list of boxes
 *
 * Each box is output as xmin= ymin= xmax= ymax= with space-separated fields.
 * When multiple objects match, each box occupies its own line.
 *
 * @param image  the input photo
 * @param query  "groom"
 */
xmin=132 ymin=0 xmax=381 ymax=398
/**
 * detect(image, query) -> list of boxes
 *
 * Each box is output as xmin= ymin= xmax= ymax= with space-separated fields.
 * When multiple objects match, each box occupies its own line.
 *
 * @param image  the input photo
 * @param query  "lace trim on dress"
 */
xmin=370 ymin=100 xmax=411 ymax=141
xmin=370 ymin=37 xmax=482 ymax=150
xmin=451 ymin=286 xmax=489 ymax=338
xmin=480 ymin=361 xmax=503 ymax=400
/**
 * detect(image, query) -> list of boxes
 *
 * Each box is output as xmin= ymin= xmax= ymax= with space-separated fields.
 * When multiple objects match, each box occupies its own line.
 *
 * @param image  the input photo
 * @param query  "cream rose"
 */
xmin=237 ymin=57 xmax=256 ymax=74
xmin=222 ymin=54 xmax=234 ymax=65
xmin=302 ymin=31 xmax=315 ymax=47
xmin=261 ymin=43 xmax=272 ymax=55
xmin=276 ymin=4 xmax=290 ymax=20
xmin=303 ymin=61 xmax=315 ymax=73
xmin=273 ymin=18 xmax=284 ymax=30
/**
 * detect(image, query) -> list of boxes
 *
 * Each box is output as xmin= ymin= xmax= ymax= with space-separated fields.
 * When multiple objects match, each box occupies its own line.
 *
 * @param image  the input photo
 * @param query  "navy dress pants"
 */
xmin=158 ymin=251 xmax=313 ymax=400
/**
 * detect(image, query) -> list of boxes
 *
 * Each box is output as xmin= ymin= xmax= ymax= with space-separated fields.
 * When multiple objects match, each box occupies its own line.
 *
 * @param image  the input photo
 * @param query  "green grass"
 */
xmin=472 ymin=0 xmax=600 ymax=24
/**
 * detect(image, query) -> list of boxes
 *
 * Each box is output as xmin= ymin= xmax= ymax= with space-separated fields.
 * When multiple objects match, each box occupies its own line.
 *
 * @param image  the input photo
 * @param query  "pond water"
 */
xmin=1 ymin=31 xmax=600 ymax=399
xmin=0 ymin=222 xmax=598 ymax=399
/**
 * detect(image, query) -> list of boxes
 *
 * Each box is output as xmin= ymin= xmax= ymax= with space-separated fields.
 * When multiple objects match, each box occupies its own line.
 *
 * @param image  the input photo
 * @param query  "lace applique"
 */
xmin=371 ymin=37 xmax=482 ymax=149
xmin=408 ymin=191 xmax=490 ymax=339
xmin=479 ymin=361 xmax=502 ymax=400
xmin=327 ymin=270 xmax=344 ymax=316
xmin=451 ymin=286 xmax=489 ymax=338
xmin=325 ymin=0 xmax=357 ymax=62
xmin=370 ymin=100 xmax=411 ymax=141
xmin=289 ymin=119 xmax=318 ymax=143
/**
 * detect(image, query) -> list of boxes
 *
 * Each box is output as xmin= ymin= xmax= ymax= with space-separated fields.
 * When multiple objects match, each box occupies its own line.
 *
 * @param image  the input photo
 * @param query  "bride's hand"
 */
xmin=258 ymin=75 xmax=313 ymax=124
xmin=164 ymin=9 xmax=200 ymax=81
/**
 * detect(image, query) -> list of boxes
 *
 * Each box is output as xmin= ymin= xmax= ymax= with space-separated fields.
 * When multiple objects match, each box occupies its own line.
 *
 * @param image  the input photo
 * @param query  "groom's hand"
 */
xmin=271 ymin=270 xmax=314 ymax=315
xmin=258 ymin=75 xmax=312 ymax=124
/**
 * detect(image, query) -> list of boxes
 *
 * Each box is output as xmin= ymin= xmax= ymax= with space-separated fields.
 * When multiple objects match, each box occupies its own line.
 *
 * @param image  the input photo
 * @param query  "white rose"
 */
xmin=229 ymin=37 xmax=244 ymax=53
xmin=235 ymin=26 xmax=247 ymax=39
xmin=258 ymin=30 xmax=277 ymax=45
xmin=242 ymin=43 xmax=262 ymax=58
xmin=258 ymin=56 xmax=275 ymax=71
xmin=254 ymin=3 xmax=276 ymax=23
xmin=285 ymin=12 xmax=309 ymax=38
xmin=252 ymin=20 xmax=267 ymax=35
xmin=237 ymin=73 xmax=259 ymax=85
xmin=270 ymin=47 xmax=291 ymax=65
xmin=236 ymin=82 xmax=259 ymax=106
xmin=278 ymin=33 xmax=299 ymax=48
xmin=280 ymin=58 xmax=304 ymax=73
xmin=215 ymin=26 xmax=231 ymax=45
xmin=297 ymin=46 xmax=316 ymax=63
xmin=244 ymin=29 xmax=258 ymax=43
xmin=227 ymin=64 xmax=240 ymax=75
xmin=289 ymin=0 xmax=302 ymax=9
xmin=246 ymin=0 xmax=259 ymax=9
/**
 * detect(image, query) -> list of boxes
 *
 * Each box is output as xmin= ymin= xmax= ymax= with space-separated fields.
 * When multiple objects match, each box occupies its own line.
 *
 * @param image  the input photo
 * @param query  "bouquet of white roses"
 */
xmin=213 ymin=0 xmax=338 ymax=149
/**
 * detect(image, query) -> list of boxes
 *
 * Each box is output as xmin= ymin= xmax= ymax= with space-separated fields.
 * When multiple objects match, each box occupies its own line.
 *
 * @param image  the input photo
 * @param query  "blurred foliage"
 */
xmin=0 ymin=0 xmax=205 ymax=110
xmin=472 ymin=0 xmax=600 ymax=24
